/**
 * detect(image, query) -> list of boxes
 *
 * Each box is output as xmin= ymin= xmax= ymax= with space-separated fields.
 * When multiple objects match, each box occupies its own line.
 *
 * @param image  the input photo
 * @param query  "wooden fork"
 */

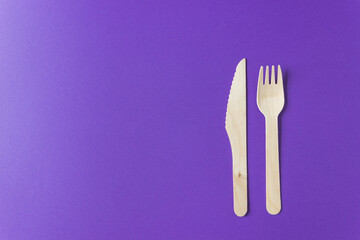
xmin=257 ymin=65 xmax=284 ymax=215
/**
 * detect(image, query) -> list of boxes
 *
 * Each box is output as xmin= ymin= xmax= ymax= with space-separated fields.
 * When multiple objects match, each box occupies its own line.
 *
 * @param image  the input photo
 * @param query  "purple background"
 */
xmin=0 ymin=0 xmax=359 ymax=239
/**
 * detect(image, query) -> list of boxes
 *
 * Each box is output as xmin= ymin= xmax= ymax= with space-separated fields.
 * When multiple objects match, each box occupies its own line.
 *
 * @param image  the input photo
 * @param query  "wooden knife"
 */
xmin=225 ymin=58 xmax=247 ymax=217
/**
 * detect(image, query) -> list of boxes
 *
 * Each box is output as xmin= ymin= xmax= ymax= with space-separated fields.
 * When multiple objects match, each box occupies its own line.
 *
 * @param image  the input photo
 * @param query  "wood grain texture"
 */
xmin=225 ymin=58 xmax=247 ymax=217
xmin=257 ymin=65 xmax=284 ymax=215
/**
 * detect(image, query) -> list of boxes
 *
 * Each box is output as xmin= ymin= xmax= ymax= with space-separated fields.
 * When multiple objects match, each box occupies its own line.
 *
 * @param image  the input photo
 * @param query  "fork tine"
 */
xmin=258 ymin=66 xmax=263 ymax=86
xmin=277 ymin=65 xmax=283 ymax=86
xmin=271 ymin=65 xmax=275 ymax=84
xmin=265 ymin=66 xmax=269 ymax=85
xmin=257 ymin=66 xmax=263 ymax=104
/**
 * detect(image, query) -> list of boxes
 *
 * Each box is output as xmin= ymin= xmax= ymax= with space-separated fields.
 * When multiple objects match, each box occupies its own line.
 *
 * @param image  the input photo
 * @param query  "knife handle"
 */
xmin=233 ymin=154 xmax=247 ymax=217
xmin=227 ymin=129 xmax=247 ymax=217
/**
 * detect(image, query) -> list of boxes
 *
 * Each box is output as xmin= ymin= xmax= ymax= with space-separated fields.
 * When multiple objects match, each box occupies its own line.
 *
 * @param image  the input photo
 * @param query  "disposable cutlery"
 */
xmin=225 ymin=58 xmax=247 ymax=217
xmin=257 ymin=65 xmax=284 ymax=215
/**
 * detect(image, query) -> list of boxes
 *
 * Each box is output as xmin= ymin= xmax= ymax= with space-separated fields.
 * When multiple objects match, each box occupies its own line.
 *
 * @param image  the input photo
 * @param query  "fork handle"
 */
xmin=265 ymin=116 xmax=281 ymax=215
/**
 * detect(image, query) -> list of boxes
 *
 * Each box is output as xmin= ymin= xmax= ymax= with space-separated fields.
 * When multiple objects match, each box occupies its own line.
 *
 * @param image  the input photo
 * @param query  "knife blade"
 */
xmin=225 ymin=58 xmax=247 ymax=217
